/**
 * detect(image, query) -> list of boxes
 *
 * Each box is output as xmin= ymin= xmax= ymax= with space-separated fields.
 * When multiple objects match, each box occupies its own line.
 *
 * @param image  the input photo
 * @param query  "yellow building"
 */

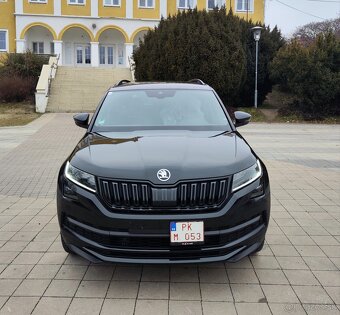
xmin=0 ymin=0 xmax=265 ymax=67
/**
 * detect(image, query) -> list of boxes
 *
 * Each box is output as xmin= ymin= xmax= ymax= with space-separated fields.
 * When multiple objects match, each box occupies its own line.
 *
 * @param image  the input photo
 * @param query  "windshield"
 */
xmin=92 ymin=89 xmax=231 ymax=132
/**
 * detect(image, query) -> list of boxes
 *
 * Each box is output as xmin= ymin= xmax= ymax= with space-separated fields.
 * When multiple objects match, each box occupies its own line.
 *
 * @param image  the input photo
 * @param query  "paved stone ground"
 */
xmin=0 ymin=114 xmax=339 ymax=315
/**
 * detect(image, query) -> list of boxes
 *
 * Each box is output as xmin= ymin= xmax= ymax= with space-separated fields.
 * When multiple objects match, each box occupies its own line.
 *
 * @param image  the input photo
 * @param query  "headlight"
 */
xmin=232 ymin=160 xmax=262 ymax=192
xmin=64 ymin=161 xmax=96 ymax=193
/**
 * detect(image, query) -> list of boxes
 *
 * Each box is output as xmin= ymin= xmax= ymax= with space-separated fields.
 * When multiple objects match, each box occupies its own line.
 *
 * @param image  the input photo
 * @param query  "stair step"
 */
xmin=47 ymin=66 xmax=132 ymax=112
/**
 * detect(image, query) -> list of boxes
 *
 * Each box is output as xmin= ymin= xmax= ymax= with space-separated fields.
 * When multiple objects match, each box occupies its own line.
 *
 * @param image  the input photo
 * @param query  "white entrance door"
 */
xmin=99 ymin=45 xmax=115 ymax=66
xmin=75 ymin=44 xmax=91 ymax=66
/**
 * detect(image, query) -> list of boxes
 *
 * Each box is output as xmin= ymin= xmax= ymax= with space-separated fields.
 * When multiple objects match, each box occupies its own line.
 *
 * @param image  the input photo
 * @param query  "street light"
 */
xmin=251 ymin=26 xmax=263 ymax=108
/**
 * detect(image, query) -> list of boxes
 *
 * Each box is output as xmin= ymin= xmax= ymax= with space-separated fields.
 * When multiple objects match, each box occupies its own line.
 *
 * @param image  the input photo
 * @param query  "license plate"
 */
xmin=170 ymin=221 xmax=204 ymax=245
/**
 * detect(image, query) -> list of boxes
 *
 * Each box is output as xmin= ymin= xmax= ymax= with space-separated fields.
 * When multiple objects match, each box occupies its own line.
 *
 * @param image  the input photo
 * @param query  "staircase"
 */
xmin=47 ymin=67 xmax=132 ymax=112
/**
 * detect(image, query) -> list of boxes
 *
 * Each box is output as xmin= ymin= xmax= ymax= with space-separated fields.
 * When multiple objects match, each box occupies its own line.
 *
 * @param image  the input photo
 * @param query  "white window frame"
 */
xmin=138 ymin=0 xmax=155 ymax=9
xmin=68 ymin=0 xmax=86 ymax=6
xmin=0 ymin=29 xmax=8 ymax=52
xmin=207 ymin=0 xmax=225 ymax=10
xmin=29 ymin=0 xmax=47 ymax=3
xmin=177 ymin=0 xmax=196 ymax=10
xmin=32 ymin=42 xmax=44 ymax=54
xmin=235 ymin=0 xmax=254 ymax=12
xmin=103 ymin=0 xmax=121 ymax=7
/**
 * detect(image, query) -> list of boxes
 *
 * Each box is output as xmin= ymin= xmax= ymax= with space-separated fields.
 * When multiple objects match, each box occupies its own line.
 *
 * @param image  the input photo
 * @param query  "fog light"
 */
xmin=250 ymin=183 xmax=264 ymax=198
xmin=63 ymin=179 xmax=78 ymax=200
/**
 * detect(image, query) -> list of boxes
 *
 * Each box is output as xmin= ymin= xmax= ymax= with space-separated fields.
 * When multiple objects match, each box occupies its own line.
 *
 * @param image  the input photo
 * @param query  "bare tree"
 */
xmin=292 ymin=17 xmax=340 ymax=46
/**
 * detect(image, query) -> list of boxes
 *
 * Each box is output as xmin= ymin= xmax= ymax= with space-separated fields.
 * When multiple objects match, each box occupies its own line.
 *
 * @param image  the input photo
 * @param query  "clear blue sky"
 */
xmin=265 ymin=0 xmax=340 ymax=37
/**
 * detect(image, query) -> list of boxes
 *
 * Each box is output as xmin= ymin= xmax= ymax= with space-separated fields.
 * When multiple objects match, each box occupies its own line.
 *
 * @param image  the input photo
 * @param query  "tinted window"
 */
xmin=93 ymin=89 xmax=230 ymax=131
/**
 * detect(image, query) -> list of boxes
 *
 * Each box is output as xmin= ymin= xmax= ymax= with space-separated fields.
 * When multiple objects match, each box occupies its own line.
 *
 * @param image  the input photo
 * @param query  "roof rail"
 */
xmin=115 ymin=79 xmax=131 ymax=87
xmin=188 ymin=79 xmax=205 ymax=85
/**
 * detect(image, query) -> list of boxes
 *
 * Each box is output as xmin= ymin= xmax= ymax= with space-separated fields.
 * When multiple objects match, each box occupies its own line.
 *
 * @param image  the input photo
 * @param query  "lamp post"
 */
xmin=251 ymin=26 xmax=262 ymax=108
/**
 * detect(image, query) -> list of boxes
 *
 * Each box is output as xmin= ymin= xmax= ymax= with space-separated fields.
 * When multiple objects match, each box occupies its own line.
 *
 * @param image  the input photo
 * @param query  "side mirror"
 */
xmin=234 ymin=111 xmax=251 ymax=127
xmin=73 ymin=113 xmax=89 ymax=129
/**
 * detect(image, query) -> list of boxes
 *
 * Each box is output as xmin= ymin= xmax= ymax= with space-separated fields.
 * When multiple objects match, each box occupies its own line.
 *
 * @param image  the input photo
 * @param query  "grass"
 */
xmin=0 ymin=102 xmax=41 ymax=127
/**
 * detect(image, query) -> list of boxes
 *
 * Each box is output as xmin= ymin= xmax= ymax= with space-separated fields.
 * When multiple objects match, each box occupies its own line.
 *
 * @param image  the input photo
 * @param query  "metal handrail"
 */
xmin=46 ymin=54 xmax=60 ymax=97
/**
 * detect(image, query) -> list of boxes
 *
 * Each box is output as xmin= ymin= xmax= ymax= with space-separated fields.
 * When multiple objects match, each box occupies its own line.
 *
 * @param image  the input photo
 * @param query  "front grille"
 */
xmin=97 ymin=177 xmax=230 ymax=210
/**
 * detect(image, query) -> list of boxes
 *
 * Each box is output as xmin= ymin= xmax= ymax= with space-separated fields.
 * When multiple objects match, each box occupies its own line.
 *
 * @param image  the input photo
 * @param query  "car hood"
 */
xmin=69 ymin=130 xmax=256 ymax=184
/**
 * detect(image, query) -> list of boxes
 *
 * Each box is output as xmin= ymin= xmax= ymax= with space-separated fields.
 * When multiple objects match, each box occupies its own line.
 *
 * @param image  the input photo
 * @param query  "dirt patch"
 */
xmin=260 ymin=109 xmax=279 ymax=121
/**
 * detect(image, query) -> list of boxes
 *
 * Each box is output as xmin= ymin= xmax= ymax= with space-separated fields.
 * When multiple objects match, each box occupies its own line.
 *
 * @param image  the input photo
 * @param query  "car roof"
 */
xmin=109 ymin=82 xmax=213 ymax=92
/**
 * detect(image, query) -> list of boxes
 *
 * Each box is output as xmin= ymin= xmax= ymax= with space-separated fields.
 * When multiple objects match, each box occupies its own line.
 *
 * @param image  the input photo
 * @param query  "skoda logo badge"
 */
xmin=157 ymin=169 xmax=171 ymax=182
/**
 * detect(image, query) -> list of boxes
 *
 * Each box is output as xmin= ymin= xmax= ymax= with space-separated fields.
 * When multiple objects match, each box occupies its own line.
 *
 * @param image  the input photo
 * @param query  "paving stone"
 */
xmin=107 ymin=281 xmax=139 ymax=299
xmin=66 ymin=297 xmax=103 ymax=315
xmin=44 ymin=279 xmax=80 ymax=297
xmin=200 ymin=283 xmax=233 ymax=302
xmin=0 ymin=296 xmax=39 ymax=315
xmin=170 ymin=266 xmax=199 ymax=283
xmin=169 ymin=300 xmax=202 ymax=315
xmin=100 ymin=299 xmax=135 ymax=315
xmin=293 ymin=285 xmax=334 ymax=304
xmin=0 ymin=279 xmax=21 ymax=296
xmin=112 ymin=266 xmax=142 ymax=281
xmin=83 ymin=265 xmax=114 ymax=281
xmin=250 ymin=256 xmax=281 ymax=269
xmin=170 ymin=282 xmax=201 ymax=301
xmin=27 ymin=264 xmax=60 ymax=279
xmin=38 ymin=252 xmax=68 ymax=264
xmin=324 ymin=286 xmax=340 ymax=304
xmin=303 ymin=257 xmax=338 ymax=271
xmin=14 ymin=279 xmax=50 ymax=297
xmin=135 ymin=299 xmax=168 ymax=315
xmin=138 ymin=281 xmax=169 ymax=300
xmin=0 ymin=297 xmax=7 ymax=310
xmin=312 ymin=271 xmax=340 ymax=287
xmin=12 ymin=252 xmax=44 ymax=265
xmin=302 ymin=304 xmax=340 ymax=315
xmin=55 ymin=265 xmax=88 ymax=280
xmin=231 ymin=284 xmax=266 ymax=303
xmin=199 ymin=267 xmax=228 ymax=283
xmin=277 ymin=256 xmax=309 ymax=270
xmin=141 ymin=266 xmax=169 ymax=282
xmin=235 ymin=302 xmax=272 ymax=315
xmin=0 ymin=265 xmax=33 ymax=279
xmin=262 ymin=284 xmax=299 ymax=303
xmin=270 ymin=245 xmax=300 ymax=257
xmin=255 ymin=269 xmax=289 ymax=285
xmin=202 ymin=302 xmax=237 ymax=315
xmin=227 ymin=268 xmax=259 ymax=284
xmin=269 ymin=303 xmax=306 ymax=315
xmin=295 ymin=245 xmax=326 ymax=257
xmin=284 ymin=270 xmax=319 ymax=286
xmin=32 ymin=297 xmax=72 ymax=315
xmin=75 ymin=280 xmax=109 ymax=298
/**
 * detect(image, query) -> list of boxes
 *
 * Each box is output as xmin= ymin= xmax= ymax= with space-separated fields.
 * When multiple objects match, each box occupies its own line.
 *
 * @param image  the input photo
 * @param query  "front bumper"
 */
xmin=57 ymin=170 xmax=270 ymax=264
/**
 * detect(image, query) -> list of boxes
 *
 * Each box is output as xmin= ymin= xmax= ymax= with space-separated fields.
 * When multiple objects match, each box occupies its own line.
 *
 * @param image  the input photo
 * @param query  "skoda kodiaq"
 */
xmin=57 ymin=80 xmax=270 ymax=264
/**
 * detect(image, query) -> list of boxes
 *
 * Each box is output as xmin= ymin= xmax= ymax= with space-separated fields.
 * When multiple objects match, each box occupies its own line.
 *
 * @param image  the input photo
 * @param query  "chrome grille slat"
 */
xmin=98 ymin=177 xmax=229 ymax=210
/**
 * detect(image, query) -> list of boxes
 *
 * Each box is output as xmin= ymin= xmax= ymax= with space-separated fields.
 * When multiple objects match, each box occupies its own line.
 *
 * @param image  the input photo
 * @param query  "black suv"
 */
xmin=57 ymin=80 xmax=270 ymax=264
